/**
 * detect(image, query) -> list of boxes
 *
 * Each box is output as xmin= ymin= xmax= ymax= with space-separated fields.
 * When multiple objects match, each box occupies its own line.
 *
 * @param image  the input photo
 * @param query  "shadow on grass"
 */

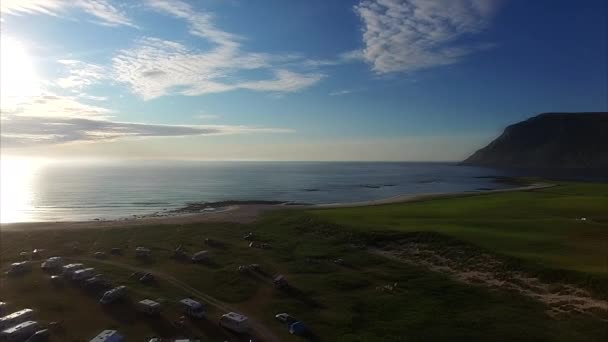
xmin=137 ymin=313 xmax=180 ymax=337
xmin=281 ymin=286 xmax=324 ymax=309
xmin=194 ymin=259 xmax=222 ymax=269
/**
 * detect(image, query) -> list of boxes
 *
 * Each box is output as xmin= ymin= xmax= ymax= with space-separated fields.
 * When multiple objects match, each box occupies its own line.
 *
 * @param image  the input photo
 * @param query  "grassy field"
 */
xmin=311 ymin=182 xmax=608 ymax=276
xmin=1 ymin=182 xmax=607 ymax=341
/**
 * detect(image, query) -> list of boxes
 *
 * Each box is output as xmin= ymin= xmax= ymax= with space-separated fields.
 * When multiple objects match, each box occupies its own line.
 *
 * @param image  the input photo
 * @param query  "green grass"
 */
xmin=310 ymin=182 xmax=608 ymax=276
xmin=1 ymin=181 xmax=607 ymax=341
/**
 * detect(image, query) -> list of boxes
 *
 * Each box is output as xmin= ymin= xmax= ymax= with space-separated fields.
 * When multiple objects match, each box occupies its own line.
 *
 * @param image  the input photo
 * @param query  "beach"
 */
xmin=0 ymin=183 xmax=552 ymax=231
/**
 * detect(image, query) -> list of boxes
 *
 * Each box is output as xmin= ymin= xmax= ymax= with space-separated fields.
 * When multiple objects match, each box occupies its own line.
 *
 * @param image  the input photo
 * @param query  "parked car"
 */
xmin=275 ymin=313 xmax=295 ymax=324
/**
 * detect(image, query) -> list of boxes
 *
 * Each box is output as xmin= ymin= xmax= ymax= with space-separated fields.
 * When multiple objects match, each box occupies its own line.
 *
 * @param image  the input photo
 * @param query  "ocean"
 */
xmin=0 ymin=160 xmax=512 ymax=223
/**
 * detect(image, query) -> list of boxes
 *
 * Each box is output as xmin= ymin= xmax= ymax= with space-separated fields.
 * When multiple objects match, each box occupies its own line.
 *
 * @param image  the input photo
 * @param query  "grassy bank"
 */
xmin=1 ymin=182 xmax=607 ymax=341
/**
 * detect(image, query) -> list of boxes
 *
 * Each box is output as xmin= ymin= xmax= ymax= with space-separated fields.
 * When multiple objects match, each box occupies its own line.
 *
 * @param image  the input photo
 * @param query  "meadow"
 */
xmin=0 ymin=182 xmax=606 ymax=341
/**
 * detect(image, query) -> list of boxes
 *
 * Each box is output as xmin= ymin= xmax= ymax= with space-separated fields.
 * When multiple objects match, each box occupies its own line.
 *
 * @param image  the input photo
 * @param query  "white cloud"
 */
xmin=146 ymin=0 xmax=240 ymax=46
xmin=0 ymin=90 xmax=291 ymax=147
xmin=56 ymin=59 xmax=108 ymax=90
xmin=109 ymin=1 xmax=323 ymax=100
xmin=355 ymin=0 xmax=502 ymax=73
xmin=1 ymin=93 xmax=112 ymax=119
xmin=0 ymin=0 xmax=137 ymax=28
xmin=329 ymin=90 xmax=353 ymax=96
xmin=0 ymin=115 xmax=291 ymax=147
xmin=112 ymin=36 xmax=322 ymax=99
xmin=237 ymin=70 xmax=324 ymax=93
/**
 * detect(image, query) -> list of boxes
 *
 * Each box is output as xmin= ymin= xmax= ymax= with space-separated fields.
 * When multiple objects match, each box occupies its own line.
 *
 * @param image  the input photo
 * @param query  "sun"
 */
xmin=0 ymin=36 xmax=40 ymax=107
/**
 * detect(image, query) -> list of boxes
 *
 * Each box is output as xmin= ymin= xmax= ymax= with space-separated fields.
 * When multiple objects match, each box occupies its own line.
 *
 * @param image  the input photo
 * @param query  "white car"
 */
xmin=275 ymin=313 xmax=294 ymax=323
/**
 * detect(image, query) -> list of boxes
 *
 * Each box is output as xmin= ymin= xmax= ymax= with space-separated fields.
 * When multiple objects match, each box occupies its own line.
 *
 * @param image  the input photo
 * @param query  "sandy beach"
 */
xmin=0 ymin=183 xmax=553 ymax=232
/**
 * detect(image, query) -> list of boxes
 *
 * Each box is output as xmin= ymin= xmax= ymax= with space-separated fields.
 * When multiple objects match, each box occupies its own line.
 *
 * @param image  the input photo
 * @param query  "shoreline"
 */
xmin=0 ymin=183 xmax=554 ymax=232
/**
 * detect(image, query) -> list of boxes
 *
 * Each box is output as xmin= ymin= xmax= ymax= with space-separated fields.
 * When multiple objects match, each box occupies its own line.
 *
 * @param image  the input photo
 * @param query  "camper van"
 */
xmin=72 ymin=268 xmax=96 ymax=281
xmin=219 ymin=312 xmax=250 ymax=333
xmin=179 ymin=299 xmax=205 ymax=318
xmin=136 ymin=300 xmax=161 ymax=315
xmin=0 ymin=320 xmax=38 ymax=342
xmin=41 ymin=257 xmax=63 ymax=270
xmin=62 ymin=263 xmax=84 ymax=277
xmin=100 ymin=286 xmax=127 ymax=304
xmin=0 ymin=309 xmax=34 ymax=331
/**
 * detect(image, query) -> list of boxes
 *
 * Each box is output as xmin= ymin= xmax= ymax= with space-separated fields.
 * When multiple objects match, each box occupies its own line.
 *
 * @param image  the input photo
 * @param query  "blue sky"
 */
xmin=0 ymin=0 xmax=606 ymax=161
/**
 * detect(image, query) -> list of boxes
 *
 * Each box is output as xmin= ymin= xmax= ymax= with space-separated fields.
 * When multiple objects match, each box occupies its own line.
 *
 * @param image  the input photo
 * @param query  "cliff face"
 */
xmin=463 ymin=112 xmax=608 ymax=168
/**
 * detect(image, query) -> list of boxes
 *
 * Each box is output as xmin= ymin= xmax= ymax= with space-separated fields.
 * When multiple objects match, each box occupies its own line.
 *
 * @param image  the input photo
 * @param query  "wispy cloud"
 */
xmin=56 ymin=59 xmax=108 ymax=90
xmin=109 ymin=1 xmax=323 ymax=100
xmin=0 ymin=115 xmax=291 ymax=147
xmin=355 ymin=0 xmax=502 ymax=74
xmin=0 ymin=0 xmax=137 ymax=28
xmin=1 ymin=93 xmax=112 ymax=119
xmin=329 ymin=90 xmax=354 ymax=96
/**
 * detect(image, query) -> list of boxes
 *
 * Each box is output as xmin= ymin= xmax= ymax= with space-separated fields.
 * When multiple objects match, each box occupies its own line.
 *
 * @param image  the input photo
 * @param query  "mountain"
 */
xmin=463 ymin=112 xmax=608 ymax=168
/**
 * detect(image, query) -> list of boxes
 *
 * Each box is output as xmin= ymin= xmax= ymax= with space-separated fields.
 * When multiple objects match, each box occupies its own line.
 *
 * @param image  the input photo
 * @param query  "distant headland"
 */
xmin=463 ymin=112 xmax=608 ymax=169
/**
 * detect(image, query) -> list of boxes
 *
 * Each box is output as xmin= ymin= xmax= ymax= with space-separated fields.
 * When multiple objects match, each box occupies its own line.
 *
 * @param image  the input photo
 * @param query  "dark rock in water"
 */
xmin=418 ymin=179 xmax=440 ymax=184
xmin=360 ymin=184 xmax=381 ymax=189
xmin=172 ymin=200 xmax=286 ymax=213
xmin=463 ymin=112 xmax=608 ymax=169
xmin=302 ymin=188 xmax=320 ymax=192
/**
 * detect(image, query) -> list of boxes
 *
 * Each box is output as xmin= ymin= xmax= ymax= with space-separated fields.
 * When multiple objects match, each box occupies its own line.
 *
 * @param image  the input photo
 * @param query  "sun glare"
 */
xmin=0 ymin=36 xmax=40 ymax=107
xmin=0 ymin=158 xmax=41 ymax=223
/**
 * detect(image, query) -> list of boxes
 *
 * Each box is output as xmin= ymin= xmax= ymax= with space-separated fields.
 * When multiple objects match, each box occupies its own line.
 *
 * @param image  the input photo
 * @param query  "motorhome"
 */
xmin=219 ymin=312 xmax=250 ymax=333
xmin=179 ymin=299 xmax=205 ymax=318
xmin=0 ymin=309 xmax=34 ymax=331
xmin=0 ymin=320 xmax=38 ymax=342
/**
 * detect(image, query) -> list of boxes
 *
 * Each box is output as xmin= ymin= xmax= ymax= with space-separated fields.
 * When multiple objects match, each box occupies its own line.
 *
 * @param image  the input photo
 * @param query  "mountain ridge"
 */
xmin=463 ymin=112 xmax=608 ymax=168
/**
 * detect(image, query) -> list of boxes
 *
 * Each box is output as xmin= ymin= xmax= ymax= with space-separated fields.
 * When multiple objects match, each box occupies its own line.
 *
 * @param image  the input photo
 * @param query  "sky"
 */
xmin=0 ymin=0 xmax=606 ymax=161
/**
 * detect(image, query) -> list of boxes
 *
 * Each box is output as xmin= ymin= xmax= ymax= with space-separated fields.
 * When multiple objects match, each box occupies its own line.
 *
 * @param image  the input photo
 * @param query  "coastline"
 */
xmin=0 ymin=182 xmax=554 ymax=232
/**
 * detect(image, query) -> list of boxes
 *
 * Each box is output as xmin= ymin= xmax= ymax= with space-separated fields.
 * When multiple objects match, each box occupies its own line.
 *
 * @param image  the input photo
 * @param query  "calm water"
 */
xmin=0 ymin=161 xmax=512 ymax=223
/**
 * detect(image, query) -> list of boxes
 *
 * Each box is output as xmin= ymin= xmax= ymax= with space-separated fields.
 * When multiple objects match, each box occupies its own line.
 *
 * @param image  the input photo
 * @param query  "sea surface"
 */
xmin=0 ymin=161 xmax=513 ymax=223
